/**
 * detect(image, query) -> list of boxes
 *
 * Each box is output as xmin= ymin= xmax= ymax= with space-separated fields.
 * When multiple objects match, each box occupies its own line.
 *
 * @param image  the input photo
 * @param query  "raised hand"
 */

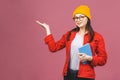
xmin=36 ymin=20 xmax=49 ymax=29
xmin=36 ymin=20 xmax=51 ymax=35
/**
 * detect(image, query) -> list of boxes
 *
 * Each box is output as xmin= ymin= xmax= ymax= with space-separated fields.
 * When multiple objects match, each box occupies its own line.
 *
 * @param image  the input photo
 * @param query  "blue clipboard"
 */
xmin=78 ymin=43 xmax=92 ymax=64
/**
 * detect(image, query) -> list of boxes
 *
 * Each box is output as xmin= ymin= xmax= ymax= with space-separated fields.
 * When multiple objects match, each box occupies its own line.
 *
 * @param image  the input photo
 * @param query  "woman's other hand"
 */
xmin=78 ymin=53 xmax=93 ymax=62
xmin=36 ymin=20 xmax=51 ymax=35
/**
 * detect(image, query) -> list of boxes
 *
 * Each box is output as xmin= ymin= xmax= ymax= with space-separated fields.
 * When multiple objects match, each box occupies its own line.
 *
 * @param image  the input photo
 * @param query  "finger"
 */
xmin=80 ymin=58 xmax=85 ymax=62
xmin=80 ymin=57 xmax=87 ymax=62
xmin=79 ymin=54 xmax=85 ymax=57
xmin=79 ymin=54 xmax=83 ymax=56
xmin=78 ymin=55 xmax=84 ymax=60
xmin=36 ymin=20 xmax=43 ymax=25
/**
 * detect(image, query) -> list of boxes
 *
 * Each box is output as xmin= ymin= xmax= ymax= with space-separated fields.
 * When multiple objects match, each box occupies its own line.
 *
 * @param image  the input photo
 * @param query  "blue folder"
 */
xmin=78 ymin=43 xmax=92 ymax=64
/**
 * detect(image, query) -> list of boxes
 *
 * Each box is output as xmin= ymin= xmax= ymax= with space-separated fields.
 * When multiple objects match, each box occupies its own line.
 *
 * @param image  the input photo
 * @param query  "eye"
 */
xmin=80 ymin=16 xmax=85 ymax=18
xmin=73 ymin=17 xmax=80 ymax=20
xmin=73 ymin=15 xmax=86 ymax=20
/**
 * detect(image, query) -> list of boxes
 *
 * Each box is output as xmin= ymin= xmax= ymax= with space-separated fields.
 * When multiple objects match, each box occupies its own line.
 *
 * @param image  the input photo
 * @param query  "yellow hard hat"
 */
xmin=72 ymin=5 xmax=91 ymax=20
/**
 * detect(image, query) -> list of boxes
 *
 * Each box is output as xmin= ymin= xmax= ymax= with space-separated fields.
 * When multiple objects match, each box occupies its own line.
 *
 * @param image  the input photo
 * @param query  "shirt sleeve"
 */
xmin=91 ymin=33 xmax=107 ymax=66
xmin=44 ymin=32 xmax=68 ymax=52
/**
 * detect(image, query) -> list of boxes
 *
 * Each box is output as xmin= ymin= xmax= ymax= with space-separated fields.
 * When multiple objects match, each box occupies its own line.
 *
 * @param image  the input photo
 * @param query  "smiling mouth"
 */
xmin=77 ymin=23 xmax=81 ymax=25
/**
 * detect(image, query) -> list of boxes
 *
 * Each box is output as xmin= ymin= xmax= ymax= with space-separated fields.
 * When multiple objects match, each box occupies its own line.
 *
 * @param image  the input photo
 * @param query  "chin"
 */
xmin=77 ymin=25 xmax=83 ymax=28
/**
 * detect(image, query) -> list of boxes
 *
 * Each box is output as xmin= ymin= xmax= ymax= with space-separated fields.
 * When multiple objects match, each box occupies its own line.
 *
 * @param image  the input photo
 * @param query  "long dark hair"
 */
xmin=66 ymin=18 xmax=94 ymax=42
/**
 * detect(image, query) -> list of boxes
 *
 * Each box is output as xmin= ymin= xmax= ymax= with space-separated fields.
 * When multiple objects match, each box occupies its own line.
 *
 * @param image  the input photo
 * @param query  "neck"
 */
xmin=78 ymin=27 xmax=87 ymax=36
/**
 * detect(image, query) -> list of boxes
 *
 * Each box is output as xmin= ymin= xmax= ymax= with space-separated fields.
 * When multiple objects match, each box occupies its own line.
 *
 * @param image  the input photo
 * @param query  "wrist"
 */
xmin=46 ymin=28 xmax=51 ymax=35
xmin=87 ymin=56 xmax=93 ymax=61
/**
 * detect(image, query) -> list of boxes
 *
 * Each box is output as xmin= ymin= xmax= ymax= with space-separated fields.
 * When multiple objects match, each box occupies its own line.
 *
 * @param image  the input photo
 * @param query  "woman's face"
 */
xmin=73 ymin=14 xmax=88 ymax=28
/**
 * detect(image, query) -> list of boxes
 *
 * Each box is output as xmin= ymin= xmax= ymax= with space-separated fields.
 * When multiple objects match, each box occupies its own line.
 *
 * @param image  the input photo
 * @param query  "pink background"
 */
xmin=0 ymin=0 xmax=119 ymax=80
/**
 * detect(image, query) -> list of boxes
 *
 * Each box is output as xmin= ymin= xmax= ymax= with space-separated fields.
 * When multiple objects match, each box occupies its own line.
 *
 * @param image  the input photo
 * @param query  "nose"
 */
xmin=76 ymin=18 xmax=81 ymax=22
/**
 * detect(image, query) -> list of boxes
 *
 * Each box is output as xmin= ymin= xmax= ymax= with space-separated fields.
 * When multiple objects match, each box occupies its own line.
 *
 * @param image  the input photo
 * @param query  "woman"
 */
xmin=36 ymin=5 xmax=107 ymax=80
